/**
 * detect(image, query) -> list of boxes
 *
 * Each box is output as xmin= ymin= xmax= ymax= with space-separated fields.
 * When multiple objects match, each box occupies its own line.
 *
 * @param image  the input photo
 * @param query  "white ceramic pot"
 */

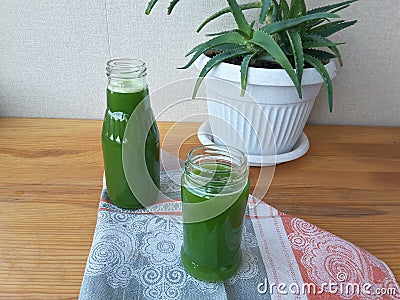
xmin=195 ymin=54 xmax=336 ymax=157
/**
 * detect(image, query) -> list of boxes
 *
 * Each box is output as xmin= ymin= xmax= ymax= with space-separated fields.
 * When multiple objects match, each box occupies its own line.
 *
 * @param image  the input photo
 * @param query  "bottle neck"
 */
xmin=106 ymin=59 xmax=149 ymax=114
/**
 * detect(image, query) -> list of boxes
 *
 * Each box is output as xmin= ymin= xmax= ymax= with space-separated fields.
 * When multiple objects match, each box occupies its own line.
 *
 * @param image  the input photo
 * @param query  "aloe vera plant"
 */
xmin=146 ymin=0 xmax=358 ymax=111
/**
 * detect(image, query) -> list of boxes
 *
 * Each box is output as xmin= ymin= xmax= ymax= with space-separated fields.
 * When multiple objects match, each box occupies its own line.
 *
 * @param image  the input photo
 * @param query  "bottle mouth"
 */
xmin=106 ymin=58 xmax=147 ymax=79
xmin=185 ymin=145 xmax=248 ymax=188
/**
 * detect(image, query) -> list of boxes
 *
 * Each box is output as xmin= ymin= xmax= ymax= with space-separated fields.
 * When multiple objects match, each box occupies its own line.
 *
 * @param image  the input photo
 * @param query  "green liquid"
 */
xmin=181 ymin=163 xmax=250 ymax=282
xmin=102 ymin=88 xmax=160 ymax=209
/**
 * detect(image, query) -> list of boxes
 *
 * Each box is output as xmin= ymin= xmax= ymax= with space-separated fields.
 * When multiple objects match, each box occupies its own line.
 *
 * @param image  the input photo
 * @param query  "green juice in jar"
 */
xmin=102 ymin=59 xmax=160 ymax=209
xmin=181 ymin=146 xmax=250 ymax=282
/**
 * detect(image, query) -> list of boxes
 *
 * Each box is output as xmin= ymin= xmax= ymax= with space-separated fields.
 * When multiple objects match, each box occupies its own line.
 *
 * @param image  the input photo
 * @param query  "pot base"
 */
xmin=197 ymin=121 xmax=309 ymax=166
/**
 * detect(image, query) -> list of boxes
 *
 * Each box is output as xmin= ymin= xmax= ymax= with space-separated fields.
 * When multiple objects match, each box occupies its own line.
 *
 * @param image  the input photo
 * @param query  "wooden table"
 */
xmin=0 ymin=118 xmax=399 ymax=298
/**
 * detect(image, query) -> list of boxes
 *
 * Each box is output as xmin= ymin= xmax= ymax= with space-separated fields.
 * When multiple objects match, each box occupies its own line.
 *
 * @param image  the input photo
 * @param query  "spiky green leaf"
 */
xmin=297 ymin=0 xmax=308 ymax=35
xmin=280 ymin=0 xmax=290 ymax=20
xmin=260 ymin=12 xmax=339 ymax=34
xmin=197 ymin=2 xmax=261 ymax=32
xmin=181 ymin=33 xmax=246 ymax=70
xmin=193 ymin=48 xmax=251 ymax=98
xmin=271 ymin=0 xmax=280 ymax=22
xmin=145 ymin=0 xmax=160 ymax=14
xmin=205 ymin=29 xmax=243 ymax=37
xmin=304 ymin=34 xmax=346 ymax=54
xmin=304 ymin=34 xmax=345 ymax=48
xmin=328 ymin=45 xmax=343 ymax=66
xmin=212 ymin=44 xmax=241 ymax=51
xmin=303 ymin=39 xmax=344 ymax=49
xmin=310 ymin=20 xmax=357 ymax=37
xmin=240 ymin=53 xmax=256 ymax=96
xmin=254 ymin=54 xmax=275 ymax=61
xmin=186 ymin=32 xmax=245 ymax=57
xmin=298 ymin=0 xmax=307 ymax=15
xmin=251 ymin=30 xmax=302 ymax=97
xmin=308 ymin=0 xmax=358 ymax=14
xmin=307 ymin=4 xmax=350 ymax=31
xmin=259 ymin=0 xmax=272 ymax=23
xmin=289 ymin=0 xmax=301 ymax=18
xmin=304 ymin=54 xmax=334 ymax=112
xmin=227 ymin=0 xmax=252 ymax=37
xmin=287 ymin=30 xmax=304 ymax=86
xmin=304 ymin=49 xmax=336 ymax=60
xmin=167 ymin=0 xmax=181 ymax=14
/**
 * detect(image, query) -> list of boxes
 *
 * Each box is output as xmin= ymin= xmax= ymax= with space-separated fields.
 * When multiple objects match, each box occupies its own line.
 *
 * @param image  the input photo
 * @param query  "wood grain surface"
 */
xmin=0 ymin=118 xmax=399 ymax=299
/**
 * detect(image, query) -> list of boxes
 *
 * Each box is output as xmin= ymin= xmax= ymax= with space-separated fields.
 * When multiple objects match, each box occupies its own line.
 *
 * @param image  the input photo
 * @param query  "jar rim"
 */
xmin=185 ymin=144 xmax=248 ymax=187
xmin=106 ymin=58 xmax=147 ymax=79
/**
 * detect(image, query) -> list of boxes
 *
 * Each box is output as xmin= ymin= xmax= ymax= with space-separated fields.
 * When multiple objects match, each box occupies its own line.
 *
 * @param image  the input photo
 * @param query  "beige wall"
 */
xmin=0 ymin=0 xmax=399 ymax=126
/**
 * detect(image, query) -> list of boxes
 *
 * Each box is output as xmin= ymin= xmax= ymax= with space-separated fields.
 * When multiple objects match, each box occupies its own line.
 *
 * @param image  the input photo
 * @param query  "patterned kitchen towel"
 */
xmin=80 ymin=166 xmax=399 ymax=300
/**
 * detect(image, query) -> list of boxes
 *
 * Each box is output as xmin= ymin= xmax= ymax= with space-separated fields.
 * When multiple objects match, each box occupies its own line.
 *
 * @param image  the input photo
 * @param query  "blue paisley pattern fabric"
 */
xmin=79 ymin=169 xmax=270 ymax=300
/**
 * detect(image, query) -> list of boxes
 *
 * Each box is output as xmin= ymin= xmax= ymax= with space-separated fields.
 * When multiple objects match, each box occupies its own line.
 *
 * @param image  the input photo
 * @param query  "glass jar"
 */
xmin=102 ymin=59 xmax=160 ymax=209
xmin=180 ymin=145 xmax=250 ymax=281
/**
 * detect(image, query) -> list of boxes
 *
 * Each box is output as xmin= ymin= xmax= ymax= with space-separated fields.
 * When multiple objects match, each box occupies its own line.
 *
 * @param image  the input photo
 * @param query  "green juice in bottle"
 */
xmin=102 ymin=59 xmax=160 ymax=209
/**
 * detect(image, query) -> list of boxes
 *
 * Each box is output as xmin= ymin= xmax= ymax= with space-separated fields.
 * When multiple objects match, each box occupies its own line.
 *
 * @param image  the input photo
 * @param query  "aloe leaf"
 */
xmin=254 ymin=54 xmax=275 ymax=62
xmin=193 ymin=48 xmax=251 ymax=98
xmin=180 ymin=43 xmax=242 ymax=70
xmin=205 ymin=29 xmax=243 ymax=37
xmin=304 ymin=34 xmax=346 ymax=53
xmin=226 ymin=0 xmax=252 ymax=37
xmin=145 ymin=0 xmax=160 ymax=14
xmin=308 ymin=0 xmax=358 ymax=14
xmin=309 ymin=4 xmax=357 ymax=28
xmin=260 ymin=12 xmax=339 ymax=34
xmin=296 ymin=0 xmax=307 ymax=35
xmin=287 ymin=30 xmax=304 ymax=86
xmin=331 ymin=4 xmax=351 ymax=13
xmin=280 ymin=0 xmax=290 ymax=20
xmin=298 ymin=0 xmax=307 ymax=15
xmin=303 ymin=39 xmax=344 ymax=49
xmin=328 ymin=45 xmax=343 ymax=66
xmin=186 ymin=32 xmax=245 ymax=57
xmin=212 ymin=44 xmax=241 ymax=51
xmin=310 ymin=20 xmax=357 ymax=37
xmin=181 ymin=34 xmax=245 ymax=70
xmin=289 ymin=0 xmax=302 ymax=18
xmin=259 ymin=0 xmax=272 ymax=23
xmin=240 ymin=53 xmax=256 ymax=96
xmin=305 ymin=34 xmax=345 ymax=66
xmin=251 ymin=30 xmax=302 ymax=97
xmin=271 ymin=0 xmax=280 ymax=22
xmin=310 ymin=19 xmax=345 ymax=31
xmin=304 ymin=54 xmax=333 ymax=112
xmin=197 ymin=2 xmax=261 ymax=32
xmin=304 ymin=49 xmax=336 ymax=60
xmin=305 ymin=33 xmax=345 ymax=45
xmin=167 ymin=0 xmax=181 ymax=14
xmin=307 ymin=5 xmax=353 ymax=29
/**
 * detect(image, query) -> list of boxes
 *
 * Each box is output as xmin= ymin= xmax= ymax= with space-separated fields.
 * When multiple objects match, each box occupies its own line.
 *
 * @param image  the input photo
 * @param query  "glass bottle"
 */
xmin=180 ymin=145 xmax=250 ymax=281
xmin=102 ymin=59 xmax=160 ymax=209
